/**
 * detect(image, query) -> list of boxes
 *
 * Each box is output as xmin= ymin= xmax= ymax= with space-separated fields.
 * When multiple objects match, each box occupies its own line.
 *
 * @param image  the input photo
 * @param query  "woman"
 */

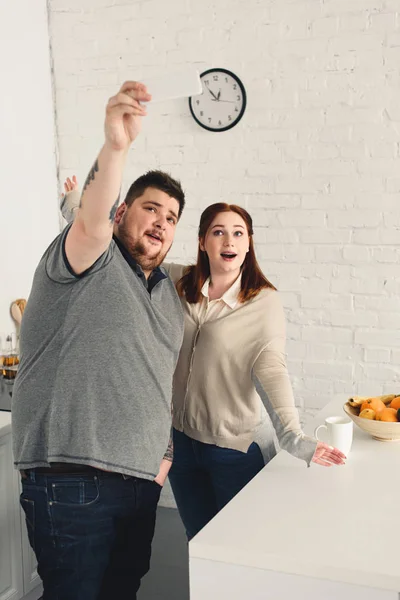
xmin=166 ymin=203 xmax=345 ymax=540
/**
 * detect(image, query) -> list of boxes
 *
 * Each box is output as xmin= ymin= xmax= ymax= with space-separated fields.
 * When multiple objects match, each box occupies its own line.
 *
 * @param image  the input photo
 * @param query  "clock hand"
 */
xmin=211 ymin=98 xmax=236 ymax=103
xmin=205 ymin=83 xmax=219 ymax=101
xmin=217 ymin=89 xmax=221 ymax=100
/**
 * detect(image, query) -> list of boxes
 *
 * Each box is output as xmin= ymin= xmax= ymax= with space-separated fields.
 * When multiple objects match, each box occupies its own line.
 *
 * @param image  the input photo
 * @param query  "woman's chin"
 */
xmin=210 ymin=261 xmax=241 ymax=274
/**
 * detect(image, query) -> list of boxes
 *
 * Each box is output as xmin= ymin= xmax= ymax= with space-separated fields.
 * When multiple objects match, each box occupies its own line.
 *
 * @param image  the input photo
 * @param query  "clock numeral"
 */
xmin=196 ymin=100 xmax=200 ymax=105
xmin=208 ymin=118 xmax=212 ymax=123
xmin=213 ymin=75 xmax=219 ymax=81
xmin=235 ymin=106 xmax=239 ymax=112
xmin=233 ymin=84 xmax=237 ymax=90
xmin=225 ymin=77 xmax=229 ymax=83
xmin=218 ymin=120 xmax=222 ymax=126
xmin=228 ymin=115 xmax=232 ymax=121
xmin=204 ymin=79 xmax=209 ymax=85
xmin=237 ymin=95 xmax=241 ymax=101
xmin=200 ymin=111 xmax=204 ymax=116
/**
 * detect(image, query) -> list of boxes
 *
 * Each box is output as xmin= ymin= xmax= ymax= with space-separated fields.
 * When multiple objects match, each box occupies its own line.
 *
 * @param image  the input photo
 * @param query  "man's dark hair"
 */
xmin=123 ymin=170 xmax=185 ymax=218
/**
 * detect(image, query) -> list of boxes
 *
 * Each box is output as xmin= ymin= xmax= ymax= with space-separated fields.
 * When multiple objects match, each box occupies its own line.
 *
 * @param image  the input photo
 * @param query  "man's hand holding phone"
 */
xmin=104 ymin=81 xmax=151 ymax=152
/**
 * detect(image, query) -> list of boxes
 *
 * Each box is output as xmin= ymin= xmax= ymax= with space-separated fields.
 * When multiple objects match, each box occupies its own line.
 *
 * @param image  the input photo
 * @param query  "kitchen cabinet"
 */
xmin=0 ymin=413 xmax=42 ymax=600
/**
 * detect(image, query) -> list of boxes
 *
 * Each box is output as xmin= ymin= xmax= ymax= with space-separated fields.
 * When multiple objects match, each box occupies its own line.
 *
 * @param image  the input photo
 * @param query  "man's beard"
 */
xmin=117 ymin=223 xmax=171 ymax=271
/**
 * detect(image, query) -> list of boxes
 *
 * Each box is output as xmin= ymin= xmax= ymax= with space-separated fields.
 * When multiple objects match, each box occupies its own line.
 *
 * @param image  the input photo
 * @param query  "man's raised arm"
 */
xmin=65 ymin=81 xmax=151 ymax=275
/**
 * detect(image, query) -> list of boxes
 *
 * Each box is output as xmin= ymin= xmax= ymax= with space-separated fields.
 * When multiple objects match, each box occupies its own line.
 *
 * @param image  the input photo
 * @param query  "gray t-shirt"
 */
xmin=12 ymin=226 xmax=184 ymax=479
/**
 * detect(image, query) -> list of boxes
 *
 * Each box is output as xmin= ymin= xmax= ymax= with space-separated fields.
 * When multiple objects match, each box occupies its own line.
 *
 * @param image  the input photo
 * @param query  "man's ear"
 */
xmin=114 ymin=202 xmax=127 ymax=225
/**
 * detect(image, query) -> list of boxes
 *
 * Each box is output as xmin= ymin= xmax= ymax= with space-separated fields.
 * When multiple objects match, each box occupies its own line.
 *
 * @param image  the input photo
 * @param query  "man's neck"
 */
xmin=112 ymin=231 xmax=152 ymax=280
xmin=208 ymin=269 xmax=241 ymax=301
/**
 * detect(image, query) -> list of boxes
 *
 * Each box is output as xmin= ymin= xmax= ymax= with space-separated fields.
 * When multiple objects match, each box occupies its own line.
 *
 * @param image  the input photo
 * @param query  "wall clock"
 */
xmin=189 ymin=68 xmax=247 ymax=132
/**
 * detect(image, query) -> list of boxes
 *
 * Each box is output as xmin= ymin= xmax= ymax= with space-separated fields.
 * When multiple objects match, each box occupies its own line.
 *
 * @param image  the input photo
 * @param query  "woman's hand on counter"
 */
xmin=312 ymin=441 xmax=346 ymax=467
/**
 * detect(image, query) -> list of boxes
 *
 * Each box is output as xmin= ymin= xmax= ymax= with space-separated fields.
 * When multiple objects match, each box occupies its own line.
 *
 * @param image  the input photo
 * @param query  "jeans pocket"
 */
xmin=20 ymin=497 xmax=35 ymax=552
xmin=50 ymin=476 xmax=100 ymax=507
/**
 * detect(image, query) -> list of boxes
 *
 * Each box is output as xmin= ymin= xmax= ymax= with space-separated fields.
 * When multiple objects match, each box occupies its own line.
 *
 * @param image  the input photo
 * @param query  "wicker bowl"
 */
xmin=343 ymin=403 xmax=400 ymax=442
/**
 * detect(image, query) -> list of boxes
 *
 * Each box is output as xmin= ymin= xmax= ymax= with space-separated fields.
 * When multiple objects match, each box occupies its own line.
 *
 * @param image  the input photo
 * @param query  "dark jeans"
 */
xmin=169 ymin=429 xmax=264 ymax=540
xmin=20 ymin=468 xmax=162 ymax=600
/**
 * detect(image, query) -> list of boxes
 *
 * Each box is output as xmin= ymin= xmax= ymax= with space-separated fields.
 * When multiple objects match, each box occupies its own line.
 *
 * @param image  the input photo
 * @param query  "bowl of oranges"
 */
xmin=343 ymin=394 xmax=400 ymax=442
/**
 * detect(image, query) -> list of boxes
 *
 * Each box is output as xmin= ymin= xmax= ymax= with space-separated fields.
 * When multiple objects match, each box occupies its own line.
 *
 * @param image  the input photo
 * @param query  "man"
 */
xmin=12 ymin=81 xmax=185 ymax=600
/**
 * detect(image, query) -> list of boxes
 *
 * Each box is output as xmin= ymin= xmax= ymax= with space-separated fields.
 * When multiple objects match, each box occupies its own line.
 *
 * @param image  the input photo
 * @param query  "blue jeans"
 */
xmin=20 ymin=468 xmax=162 ymax=600
xmin=169 ymin=429 xmax=264 ymax=540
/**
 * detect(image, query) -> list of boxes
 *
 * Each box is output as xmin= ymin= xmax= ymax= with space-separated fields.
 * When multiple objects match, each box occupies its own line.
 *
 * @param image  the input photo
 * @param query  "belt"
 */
xmin=20 ymin=463 xmax=138 ymax=481
xmin=20 ymin=463 xmax=99 ymax=478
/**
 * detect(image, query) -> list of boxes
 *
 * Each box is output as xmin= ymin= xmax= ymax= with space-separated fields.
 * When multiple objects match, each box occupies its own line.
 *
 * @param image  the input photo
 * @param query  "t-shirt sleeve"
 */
xmin=252 ymin=292 xmax=318 ymax=466
xmin=45 ymin=224 xmax=114 ymax=283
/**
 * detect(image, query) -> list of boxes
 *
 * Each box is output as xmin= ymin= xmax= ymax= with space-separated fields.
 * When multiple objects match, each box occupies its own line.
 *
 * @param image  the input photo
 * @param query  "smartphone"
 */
xmin=142 ymin=68 xmax=202 ymax=103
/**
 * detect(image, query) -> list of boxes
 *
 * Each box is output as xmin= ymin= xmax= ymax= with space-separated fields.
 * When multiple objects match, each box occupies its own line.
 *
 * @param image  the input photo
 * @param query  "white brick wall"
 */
xmin=48 ymin=0 xmax=400 ymax=420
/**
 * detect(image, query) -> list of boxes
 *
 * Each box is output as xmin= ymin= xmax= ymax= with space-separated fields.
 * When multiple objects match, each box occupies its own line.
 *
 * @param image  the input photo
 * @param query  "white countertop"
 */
xmin=0 ymin=410 xmax=11 ymax=436
xmin=190 ymin=397 xmax=400 ymax=592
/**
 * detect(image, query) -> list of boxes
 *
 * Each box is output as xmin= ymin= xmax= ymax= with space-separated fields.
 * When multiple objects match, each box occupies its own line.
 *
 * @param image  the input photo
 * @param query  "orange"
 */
xmin=360 ymin=397 xmax=386 ymax=415
xmin=389 ymin=396 xmax=400 ymax=411
xmin=376 ymin=408 xmax=398 ymax=422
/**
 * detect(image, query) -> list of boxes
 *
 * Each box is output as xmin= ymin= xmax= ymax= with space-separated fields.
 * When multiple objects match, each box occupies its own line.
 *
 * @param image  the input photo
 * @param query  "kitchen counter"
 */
xmin=189 ymin=397 xmax=400 ymax=599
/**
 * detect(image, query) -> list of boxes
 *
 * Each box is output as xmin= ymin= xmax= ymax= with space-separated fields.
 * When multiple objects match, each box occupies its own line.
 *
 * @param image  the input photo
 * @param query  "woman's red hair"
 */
xmin=176 ymin=203 xmax=276 ymax=303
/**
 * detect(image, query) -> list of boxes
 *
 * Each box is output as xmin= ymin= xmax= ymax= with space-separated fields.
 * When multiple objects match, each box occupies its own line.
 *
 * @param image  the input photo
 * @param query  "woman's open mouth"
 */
xmin=220 ymin=252 xmax=237 ymax=261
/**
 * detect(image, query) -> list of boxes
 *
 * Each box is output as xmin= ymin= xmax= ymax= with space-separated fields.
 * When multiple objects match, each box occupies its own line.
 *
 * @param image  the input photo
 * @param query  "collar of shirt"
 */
xmin=201 ymin=274 xmax=242 ymax=309
xmin=112 ymin=234 xmax=166 ymax=292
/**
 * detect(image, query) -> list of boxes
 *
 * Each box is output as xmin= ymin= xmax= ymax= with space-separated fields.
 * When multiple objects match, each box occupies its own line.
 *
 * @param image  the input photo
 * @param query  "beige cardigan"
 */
xmin=166 ymin=263 xmax=318 ymax=466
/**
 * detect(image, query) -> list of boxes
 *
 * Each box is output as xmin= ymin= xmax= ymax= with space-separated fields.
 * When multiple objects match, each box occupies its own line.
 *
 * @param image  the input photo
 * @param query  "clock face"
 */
xmin=189 ymin=68 xmax=247 ymax=132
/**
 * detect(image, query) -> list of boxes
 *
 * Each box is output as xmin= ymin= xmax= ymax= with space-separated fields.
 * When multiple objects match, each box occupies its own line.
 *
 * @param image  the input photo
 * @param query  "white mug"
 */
xmin=314 ymin=416 xmax=353 ymax=456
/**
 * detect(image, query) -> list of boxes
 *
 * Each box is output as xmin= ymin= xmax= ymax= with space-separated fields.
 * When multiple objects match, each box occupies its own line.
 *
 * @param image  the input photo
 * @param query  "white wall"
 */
xmin=0 ymin=0 xmax=59 ymax=340
xmin=48 ymin=0 xmax=400 ymax=420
